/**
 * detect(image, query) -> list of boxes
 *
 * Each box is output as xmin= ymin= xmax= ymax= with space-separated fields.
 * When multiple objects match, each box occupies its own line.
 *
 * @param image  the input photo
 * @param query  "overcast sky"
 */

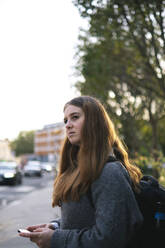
xmin=0 ymin=0 xmax=87 ymax=140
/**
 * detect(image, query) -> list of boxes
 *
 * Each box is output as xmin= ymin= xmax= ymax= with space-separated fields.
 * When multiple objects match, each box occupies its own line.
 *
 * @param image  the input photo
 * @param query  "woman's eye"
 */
xmin=64 ymin=115 xmax=79 ymax=124
xmin=72 ymin=115 xmax=79 ymax=120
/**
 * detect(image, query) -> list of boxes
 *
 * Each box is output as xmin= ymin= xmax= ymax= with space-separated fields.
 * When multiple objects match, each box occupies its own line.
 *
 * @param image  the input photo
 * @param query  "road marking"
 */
xmin=13 ymin=186 xmax=34 ymax=192
xmin=0 ymin=185 xmax=35 ymax=193
xmin=9 ymin=200 xmax=22 ymax=207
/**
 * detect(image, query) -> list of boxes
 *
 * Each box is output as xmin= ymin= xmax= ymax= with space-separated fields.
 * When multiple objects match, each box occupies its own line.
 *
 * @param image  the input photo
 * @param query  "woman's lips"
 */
xmin=68 ymin=132 xmax=75 ymax=137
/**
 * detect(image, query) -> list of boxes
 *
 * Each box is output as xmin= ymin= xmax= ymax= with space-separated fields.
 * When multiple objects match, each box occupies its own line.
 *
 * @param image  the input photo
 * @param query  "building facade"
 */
xmin=34 ymin=122 xmax=65 ymax=163
xmin=0 ymin=139 xmax=15 ymax=161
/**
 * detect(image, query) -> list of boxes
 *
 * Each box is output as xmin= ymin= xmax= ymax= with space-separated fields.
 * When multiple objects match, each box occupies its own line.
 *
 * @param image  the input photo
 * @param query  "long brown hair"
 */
xmin=52 ymin=96 xmax=142 ymax=207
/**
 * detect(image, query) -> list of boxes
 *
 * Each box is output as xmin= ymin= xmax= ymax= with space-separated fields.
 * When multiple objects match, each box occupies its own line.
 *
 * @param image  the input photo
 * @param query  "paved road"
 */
xmin=0 ymin=176 xmax=61 ymax=248
xmin=0 ymin=171 xmax=55 ymax=209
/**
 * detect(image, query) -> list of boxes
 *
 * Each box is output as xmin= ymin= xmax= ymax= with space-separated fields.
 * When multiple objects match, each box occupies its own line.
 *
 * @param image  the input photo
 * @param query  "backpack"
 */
xmin=88 ymin=156 xmax=165 ymax=248
xmin=131 ymin=175 xmax=165 ymax=248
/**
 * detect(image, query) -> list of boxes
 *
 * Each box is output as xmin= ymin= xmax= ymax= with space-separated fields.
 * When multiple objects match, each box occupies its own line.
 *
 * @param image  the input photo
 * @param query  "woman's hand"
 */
xmin=19 ymin=224 xmax=55 ymax=248
xmin=27 ymin=223 xmax=55 ymax=231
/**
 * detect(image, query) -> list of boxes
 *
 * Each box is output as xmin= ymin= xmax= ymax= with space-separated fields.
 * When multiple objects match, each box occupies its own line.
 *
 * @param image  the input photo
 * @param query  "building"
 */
xmin=0 ymin=139 xmax=15 ymax=161
xmin=34 ymin=122 xmax=65 ymax=163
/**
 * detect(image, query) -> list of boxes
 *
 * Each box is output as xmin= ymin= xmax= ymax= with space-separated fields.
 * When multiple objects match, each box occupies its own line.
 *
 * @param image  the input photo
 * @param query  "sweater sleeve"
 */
xmin=50 ymin=162 xmax=143 ymax=248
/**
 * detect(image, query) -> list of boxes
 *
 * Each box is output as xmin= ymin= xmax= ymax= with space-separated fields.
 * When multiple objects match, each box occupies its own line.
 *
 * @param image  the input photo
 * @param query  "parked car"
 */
xmin=24 ymin=161 xmax=43 ymax=177
xmin=0 ymin=161 xmax=23 ymax=185
xmin=40 ymin=162 xmax=53 ymax=173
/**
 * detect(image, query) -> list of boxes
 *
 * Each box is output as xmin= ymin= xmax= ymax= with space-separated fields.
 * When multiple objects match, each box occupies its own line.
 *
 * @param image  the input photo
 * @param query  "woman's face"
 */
xmin=64 ymin=104 xmax=85 ymax=145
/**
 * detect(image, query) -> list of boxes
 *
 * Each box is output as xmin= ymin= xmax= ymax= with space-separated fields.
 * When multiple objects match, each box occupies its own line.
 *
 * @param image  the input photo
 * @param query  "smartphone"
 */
xmin=18 ymin=229 xmax=30 ymax=234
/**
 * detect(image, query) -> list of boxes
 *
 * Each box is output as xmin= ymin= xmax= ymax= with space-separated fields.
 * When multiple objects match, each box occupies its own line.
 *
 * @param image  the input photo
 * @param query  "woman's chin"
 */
xmin=69 ymin=138 xmax=80 ymax=146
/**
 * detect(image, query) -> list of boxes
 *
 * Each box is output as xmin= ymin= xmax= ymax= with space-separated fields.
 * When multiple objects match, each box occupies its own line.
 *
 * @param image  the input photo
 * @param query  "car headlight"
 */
xmin=4 ymin=172 xmax=15 ymax=178
xmin=47 ymin=166 xmax=52 ymax=171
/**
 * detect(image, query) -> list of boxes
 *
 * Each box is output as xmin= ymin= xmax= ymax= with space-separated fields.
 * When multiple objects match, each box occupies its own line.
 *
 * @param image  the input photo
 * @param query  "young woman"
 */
xmin=19 ymin=95 xmax=143 ymax=248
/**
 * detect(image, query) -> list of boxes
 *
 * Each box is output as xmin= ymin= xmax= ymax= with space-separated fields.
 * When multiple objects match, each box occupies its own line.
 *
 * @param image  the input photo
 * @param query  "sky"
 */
xmin=0 ymin=0 xmax=87 ymax=141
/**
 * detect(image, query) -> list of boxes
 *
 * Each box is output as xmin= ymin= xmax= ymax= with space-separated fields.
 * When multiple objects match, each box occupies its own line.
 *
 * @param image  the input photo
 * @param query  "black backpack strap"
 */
xmin=106 ymin=155 xmax=118 ymax=163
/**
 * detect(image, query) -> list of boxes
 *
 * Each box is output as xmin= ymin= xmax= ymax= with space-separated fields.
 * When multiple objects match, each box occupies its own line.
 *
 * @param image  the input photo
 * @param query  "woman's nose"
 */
xmin=66 ymin=120 xmax=72 ymax=128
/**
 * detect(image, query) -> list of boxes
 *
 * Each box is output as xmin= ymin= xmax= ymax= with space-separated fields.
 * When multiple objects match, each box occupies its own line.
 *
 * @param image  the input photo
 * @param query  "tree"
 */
xmin=73 ymin=0 xmax=165 ymax=98
xmin=10 ymin=130 xmax=34 ymax=156
xmin=73 ymin=0 xmax=165 ymax=156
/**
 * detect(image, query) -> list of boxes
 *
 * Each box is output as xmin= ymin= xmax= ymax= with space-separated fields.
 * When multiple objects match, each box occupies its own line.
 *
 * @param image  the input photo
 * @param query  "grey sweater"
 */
xmin=51 ymin=161 xmax=143 ymax=248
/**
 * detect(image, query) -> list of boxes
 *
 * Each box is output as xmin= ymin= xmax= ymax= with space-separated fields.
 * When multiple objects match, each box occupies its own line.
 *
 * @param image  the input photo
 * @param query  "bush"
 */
xmin=132 ymin=151 xmax=165 ymax=187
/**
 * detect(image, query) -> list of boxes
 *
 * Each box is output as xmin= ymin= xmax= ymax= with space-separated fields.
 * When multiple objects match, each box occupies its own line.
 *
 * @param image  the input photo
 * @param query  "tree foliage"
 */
xmin=74 ymin=0 xmax=165 ymax=96
xmin=73 ymin=0 xmax=165 ymax=156
xmin=10 ymin=130 xmax=34 ymax=156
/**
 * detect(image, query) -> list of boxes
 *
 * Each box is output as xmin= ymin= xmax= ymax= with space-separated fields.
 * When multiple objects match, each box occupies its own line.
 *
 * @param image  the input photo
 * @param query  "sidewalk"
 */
xmin=0 ymin=180 xmax=61 ymax=247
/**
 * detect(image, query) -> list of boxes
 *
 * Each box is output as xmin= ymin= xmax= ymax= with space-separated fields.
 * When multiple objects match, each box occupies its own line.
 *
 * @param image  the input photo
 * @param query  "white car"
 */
xmin=24 ymin=161 xmax=43 ymax=177
xmin=40 ymin=162 xmax=53 ymax=173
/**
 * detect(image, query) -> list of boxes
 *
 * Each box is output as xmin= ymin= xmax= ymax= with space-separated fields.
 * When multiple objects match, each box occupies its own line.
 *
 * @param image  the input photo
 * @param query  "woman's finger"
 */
xmin=19 ymin=232 xmax=31 ymax=238
xmin=27 ymin=224 xmax=46 ymax=231
xmin=19 ymin=230 xmax=40 ymax=239
xmin=33 ymin=228 xmax=45 ymax=232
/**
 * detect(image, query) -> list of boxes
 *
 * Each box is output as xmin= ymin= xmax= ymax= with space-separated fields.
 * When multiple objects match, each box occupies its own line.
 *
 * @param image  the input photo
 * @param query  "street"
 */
xmin=0 ymin=171 xmax=61 ymax=247
xmin=0 ymin=171 xmax=55 ymax=209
